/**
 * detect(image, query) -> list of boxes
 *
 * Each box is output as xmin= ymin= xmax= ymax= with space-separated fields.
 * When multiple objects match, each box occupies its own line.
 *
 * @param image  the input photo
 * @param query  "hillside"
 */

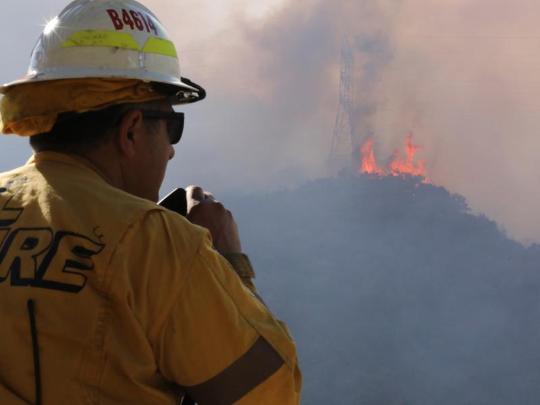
xmin=225 ymin=174 xmax=540 ymax=404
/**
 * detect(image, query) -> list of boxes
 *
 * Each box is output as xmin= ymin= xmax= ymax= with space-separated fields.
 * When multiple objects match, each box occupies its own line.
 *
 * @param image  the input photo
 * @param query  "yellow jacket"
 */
xmin=0 ymin=152 xmax=301 ymax=404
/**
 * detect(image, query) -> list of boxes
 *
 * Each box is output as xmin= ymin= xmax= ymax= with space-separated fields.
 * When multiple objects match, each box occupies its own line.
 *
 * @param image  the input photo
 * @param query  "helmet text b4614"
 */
xmin=106 ymin=8 xmax=158 ymax=35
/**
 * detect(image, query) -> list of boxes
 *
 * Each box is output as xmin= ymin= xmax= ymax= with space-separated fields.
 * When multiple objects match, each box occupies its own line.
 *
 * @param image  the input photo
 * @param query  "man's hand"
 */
xmin=186 ymin=185 xmax=242 ymax=254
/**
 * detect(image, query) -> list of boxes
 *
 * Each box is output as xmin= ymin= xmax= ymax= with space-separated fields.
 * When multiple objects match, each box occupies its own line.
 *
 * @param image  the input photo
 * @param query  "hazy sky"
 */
xmin=2 ymin=0 xmax=540 ymax=243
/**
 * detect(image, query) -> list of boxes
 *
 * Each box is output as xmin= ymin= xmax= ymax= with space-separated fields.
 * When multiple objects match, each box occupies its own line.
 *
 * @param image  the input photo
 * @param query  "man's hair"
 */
xmin=29 ymin=100 xmax=164 ymax=154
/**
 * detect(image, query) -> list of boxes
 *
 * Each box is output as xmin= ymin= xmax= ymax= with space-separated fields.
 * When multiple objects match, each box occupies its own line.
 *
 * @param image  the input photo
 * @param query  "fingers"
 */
xmin=186 ymin=185 xmax=216 ymax=202
xmin=184 ymin=185 xmax=242 ymax=253
xmin=186 ymin=185 xmax=205 ymax=202
xmin=186 ymin=185 xmax=214 ymax=212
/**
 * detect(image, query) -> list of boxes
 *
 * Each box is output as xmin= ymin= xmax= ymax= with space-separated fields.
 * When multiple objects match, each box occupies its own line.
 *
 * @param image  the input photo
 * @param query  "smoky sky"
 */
xmin=2 ymin=0 xmax=540 ymax=243
xmin=152 ymin=0 xmax=396 ymax=194
xmin=370 ymin=0 xmax=540 ymax=244
xmin=152 ymin=0 xmax=540 ymax=243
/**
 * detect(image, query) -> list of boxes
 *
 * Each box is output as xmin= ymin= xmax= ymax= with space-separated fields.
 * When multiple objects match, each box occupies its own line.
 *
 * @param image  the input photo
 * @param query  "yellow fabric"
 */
xmin=0 ymin=78 xmax=166 ymax=136
xmin=0 ymin=152 xmax=302 ymax=404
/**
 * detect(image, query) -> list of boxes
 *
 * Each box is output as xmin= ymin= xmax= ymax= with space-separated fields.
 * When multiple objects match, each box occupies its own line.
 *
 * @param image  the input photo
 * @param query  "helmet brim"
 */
xmin=0 ymin=76 xmax=206 ymax=105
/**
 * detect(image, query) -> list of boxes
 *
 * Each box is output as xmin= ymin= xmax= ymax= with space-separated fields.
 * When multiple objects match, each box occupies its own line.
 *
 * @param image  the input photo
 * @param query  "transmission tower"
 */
xmin=329 ymin=37 xmax=355 ymax=173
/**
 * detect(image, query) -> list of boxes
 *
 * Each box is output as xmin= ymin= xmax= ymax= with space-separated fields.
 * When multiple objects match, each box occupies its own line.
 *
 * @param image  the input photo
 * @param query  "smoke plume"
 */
xmin=148 ymin=0 xmax=540 ymax=243
xmin=1 ymin=0 xmax=536 ymax=242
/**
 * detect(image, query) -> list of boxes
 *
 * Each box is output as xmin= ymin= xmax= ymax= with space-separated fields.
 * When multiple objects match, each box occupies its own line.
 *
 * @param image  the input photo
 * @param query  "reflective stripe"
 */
xmin=142 ymin=37 xmax=177 ymax=57
xmin=62 ymin=31 xmax=177 ymax=57
xmin=62 ymin=30 xmax=139 ymax=51
xmin=185 ymin=337 xmax=284 ymax=405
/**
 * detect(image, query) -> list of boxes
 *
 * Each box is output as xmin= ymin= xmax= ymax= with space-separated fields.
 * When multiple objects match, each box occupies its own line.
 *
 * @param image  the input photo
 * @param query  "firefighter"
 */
xmin=0 ymin=0 xmax=301 ymax=404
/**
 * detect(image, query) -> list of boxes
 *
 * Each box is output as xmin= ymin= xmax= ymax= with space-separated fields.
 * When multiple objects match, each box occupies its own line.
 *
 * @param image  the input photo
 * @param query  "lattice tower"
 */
xmin=329 ymin=38 xmax=355 ymax=173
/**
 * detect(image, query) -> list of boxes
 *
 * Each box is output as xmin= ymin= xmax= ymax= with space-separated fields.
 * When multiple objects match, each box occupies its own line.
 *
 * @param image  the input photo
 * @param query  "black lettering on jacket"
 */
xmin=0 ymin=227 xmax=105 ymax=293
xmin=34 ymin=231 xmax=104 ymax=293
xmin=0 ymin=228 xmax=53 ymax=286
xmin=0 ymin=195 xmax=106 ymax=293
xmin=0 ymin=196 xmax=23 ymax=227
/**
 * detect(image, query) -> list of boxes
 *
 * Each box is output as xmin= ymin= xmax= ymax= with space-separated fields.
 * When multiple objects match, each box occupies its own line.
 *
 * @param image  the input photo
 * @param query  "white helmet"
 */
xmin=1 ymin=0 xmax=205 ymax=103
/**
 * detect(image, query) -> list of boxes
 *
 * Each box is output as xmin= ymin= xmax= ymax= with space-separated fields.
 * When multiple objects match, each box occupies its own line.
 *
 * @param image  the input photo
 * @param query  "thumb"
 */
xmin=185 ymin=185 xmax=205 ymax=211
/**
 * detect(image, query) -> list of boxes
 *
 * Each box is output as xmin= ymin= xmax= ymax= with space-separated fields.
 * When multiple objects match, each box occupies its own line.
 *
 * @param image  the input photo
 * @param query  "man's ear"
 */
xmin=115 ymin=109 xmax=144 ymax=158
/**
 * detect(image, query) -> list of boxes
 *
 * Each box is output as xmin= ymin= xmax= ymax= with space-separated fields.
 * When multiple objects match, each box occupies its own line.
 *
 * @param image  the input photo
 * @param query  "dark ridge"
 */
xmin=224 ymin=173 xmax=540 ymax=405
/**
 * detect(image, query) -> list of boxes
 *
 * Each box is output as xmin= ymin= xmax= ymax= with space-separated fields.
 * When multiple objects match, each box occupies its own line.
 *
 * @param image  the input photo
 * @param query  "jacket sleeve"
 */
xmin=221 ymin=253 xmax=257 ymax=294
xmin=152 ymin=213 xmax=302 ymax=405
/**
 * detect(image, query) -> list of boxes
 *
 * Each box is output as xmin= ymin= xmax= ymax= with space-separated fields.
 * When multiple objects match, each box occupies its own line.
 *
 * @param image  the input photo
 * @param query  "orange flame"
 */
xmin=359 ymin=138 xmax=384 ymax=175
xmin=388 ymin=134 xmax=427 ymax=178
xmin=359 ymin=133 xmax=429 ymax=181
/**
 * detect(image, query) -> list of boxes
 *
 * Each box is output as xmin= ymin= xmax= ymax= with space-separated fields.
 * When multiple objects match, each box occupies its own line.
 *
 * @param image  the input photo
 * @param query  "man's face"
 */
xmin=127 ymin=105 xmax=176 ymax=202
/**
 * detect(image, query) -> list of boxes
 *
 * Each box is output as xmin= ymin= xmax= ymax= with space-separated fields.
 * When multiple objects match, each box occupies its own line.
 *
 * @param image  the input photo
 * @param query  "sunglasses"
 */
xmin=141 ymin=111 xmax=185 ymax=145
